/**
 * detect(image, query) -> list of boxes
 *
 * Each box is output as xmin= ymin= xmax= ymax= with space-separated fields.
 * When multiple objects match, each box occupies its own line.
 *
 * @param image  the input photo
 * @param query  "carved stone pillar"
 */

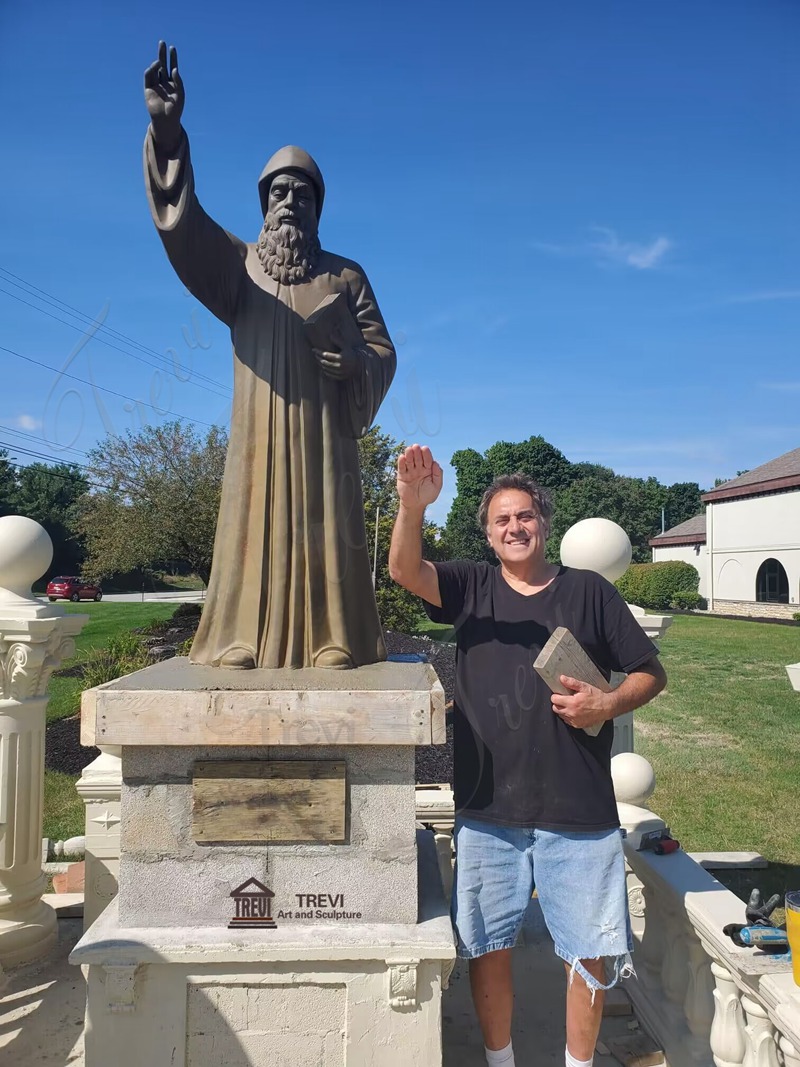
xmin=0 ymin=516 xmax=87 ymax=967
xmin=76 ymin=745 xmax=122 ymax=930
xmin=740 ymin=994 xmax=780 ymax=1067
xmin=778 ymin=1034 xmax=800 ymax=1067
xmin=685 ymin=938 xmax=715 ymax=1040
xmin=709 ymin=960 xmax=746 ymax=1067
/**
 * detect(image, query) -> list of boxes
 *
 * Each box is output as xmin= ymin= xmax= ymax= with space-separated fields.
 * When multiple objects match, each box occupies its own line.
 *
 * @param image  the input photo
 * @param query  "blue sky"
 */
xmin=1 ymin=0 xmax=798 ymax=524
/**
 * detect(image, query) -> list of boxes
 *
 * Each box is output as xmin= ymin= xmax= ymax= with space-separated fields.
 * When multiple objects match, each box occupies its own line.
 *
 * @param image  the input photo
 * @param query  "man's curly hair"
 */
xmin=477 ymin=473 xmax=553 ymax=535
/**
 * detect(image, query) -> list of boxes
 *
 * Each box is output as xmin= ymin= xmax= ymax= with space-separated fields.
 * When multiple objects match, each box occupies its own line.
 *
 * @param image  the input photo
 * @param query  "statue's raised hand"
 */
xmin=144 ymin=41 xmax=184 ymax=151
xmin=397 ymin=445 xmax=443 ymax=512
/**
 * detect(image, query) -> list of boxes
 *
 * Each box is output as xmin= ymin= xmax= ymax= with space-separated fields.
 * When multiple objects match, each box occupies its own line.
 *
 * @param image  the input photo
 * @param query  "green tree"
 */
xmin=75 ymin=421 xmax=227 ymax=584
xmin=549 ymin=474 xmax=666 ymax=563
xmin=485 ymin=436 xmax=574 ymax=491
xmin=13 ymin=462 xmax=88 ymax=575
xmin=0 ymin=449 xmax=18 ymax=518
xmin=663 ymin=481 xmax=703 ymax=530
xmin=441 ymin=447 xmax=493 ymax=562
xmin=358 ymin=426 xmax=441 ymax=632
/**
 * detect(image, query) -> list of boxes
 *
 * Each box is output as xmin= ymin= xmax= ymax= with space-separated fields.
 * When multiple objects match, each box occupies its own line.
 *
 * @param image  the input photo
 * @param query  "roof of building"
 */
xmin=649 ymin=512 xmax=706 ymax=547
xmin=701 ymin=446 xmax=800 ymax=503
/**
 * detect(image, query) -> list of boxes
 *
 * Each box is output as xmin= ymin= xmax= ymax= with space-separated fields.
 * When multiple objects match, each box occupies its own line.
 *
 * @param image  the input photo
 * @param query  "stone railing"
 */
xmin=619 ymin=795 xmax=800 ymax=1067
xmin=416 ymin=755 xmax=800 ymax=1067
xmin=0 ymin=516 xmax=88 ymax=970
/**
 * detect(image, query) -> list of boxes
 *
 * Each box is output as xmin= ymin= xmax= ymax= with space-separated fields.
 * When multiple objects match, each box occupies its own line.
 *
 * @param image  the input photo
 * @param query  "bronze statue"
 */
xmin=143 ymin=43 xmax=396 ymax=669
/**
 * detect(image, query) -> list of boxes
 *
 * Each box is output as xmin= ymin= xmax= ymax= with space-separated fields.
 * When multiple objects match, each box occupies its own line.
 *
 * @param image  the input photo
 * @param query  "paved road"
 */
xmin=40 ymin=590 xmax=205 ymax=605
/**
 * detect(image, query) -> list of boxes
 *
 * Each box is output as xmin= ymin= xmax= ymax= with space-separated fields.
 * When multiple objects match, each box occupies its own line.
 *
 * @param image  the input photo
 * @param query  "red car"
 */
xmin=46 ymin=576 xmax=103 ymax=603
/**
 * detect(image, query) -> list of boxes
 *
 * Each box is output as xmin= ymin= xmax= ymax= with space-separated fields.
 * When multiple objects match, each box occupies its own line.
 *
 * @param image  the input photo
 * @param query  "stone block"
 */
xmin=187 ymin=982 xmax=248 ymax=1032
xmin=246 ymin=982 xmax=346 ymax=1032
xmin=117 ymin=743 xmax=418 ymax=926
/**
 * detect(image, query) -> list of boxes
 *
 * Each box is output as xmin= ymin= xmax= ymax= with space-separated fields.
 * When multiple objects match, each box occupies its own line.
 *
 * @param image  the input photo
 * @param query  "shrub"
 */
xmin=172 ymin=601 xmax=202 ymax=620
xmin=793 ymin=612 xmax=800 ymax=622
xmin=81 ymin=633 xmax=149 ymax=689
xmin=670 ymin=590 xmax=705 ymax=610
xmin=616 ymin=561 xmax=700 ymax=611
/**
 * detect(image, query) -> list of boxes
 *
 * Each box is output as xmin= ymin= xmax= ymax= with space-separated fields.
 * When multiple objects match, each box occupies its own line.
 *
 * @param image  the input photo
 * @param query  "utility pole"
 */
xmin=372 ymin=506 xmax=380 ymax=588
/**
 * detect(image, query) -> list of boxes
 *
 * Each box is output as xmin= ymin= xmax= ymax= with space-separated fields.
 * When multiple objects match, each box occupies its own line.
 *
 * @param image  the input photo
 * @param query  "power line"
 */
xmin=0 ymin=423 xmax=91 ymax=459
xmin=0 ymin=266 xmax=233 ymax=395
xmin=0 ymin=280 xmax=232 ymax=401
xmin=0 ymin=343 xmax=222 ymax=430
xmin=0 ymin=440 xmax=120 ymax=493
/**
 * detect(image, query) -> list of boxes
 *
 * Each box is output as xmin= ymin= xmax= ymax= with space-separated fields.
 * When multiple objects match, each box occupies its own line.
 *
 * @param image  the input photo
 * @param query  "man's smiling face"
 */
xmin=485 ymin=488 xmax=549 ymax=566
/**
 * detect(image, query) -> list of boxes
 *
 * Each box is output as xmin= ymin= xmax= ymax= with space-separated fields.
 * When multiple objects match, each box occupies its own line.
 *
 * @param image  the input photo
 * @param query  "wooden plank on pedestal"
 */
xmin=192 ymin=760 xmax=346 ymax=844
xmin=430 ymin=679 xmax=446 ymax=744
xmin=92 ymin=689 xmax=430 ymax=746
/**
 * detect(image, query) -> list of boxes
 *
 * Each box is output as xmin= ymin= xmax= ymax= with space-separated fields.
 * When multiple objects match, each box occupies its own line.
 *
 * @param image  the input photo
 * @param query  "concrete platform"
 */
xmin=1 ymin=899 xmax=645 ymax=1067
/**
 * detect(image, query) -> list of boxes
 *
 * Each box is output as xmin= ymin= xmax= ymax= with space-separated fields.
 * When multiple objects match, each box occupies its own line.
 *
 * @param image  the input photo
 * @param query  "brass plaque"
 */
xmin=192 ymin=760 xmax=346 ymax=844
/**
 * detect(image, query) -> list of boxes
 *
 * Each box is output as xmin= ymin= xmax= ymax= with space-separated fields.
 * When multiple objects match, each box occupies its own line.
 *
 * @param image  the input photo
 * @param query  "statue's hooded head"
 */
xmin=256 ymin=146 xmax=325 ymax=285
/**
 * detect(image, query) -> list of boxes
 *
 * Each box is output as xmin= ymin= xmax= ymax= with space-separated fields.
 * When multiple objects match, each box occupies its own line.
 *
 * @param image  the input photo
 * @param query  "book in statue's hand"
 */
xmin=533 ymin=627 xmax=616 ymax=737
xmin=303 ymin=292 xmax=364 ymax=353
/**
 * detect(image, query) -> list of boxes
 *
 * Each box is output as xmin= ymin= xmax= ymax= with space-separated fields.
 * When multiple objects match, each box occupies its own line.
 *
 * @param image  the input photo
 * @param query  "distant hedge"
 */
xmin=615 ymin=561 xmax=700 ymax=611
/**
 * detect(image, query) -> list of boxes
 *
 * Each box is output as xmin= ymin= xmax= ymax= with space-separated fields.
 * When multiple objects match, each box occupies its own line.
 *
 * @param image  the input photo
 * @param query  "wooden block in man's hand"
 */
xmin=533 ymin=627 xmax=614 ymax=737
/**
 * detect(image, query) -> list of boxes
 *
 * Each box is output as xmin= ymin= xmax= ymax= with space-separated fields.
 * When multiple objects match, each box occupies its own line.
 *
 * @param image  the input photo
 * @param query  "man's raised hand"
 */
xmin=144 ymin=41 xmax=185 ymax=150
xmin=397 ymin=445 xmax=443 ymax=511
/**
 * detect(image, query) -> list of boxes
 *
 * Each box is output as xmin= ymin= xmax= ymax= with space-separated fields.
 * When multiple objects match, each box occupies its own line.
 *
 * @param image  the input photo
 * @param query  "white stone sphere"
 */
xmin=611 ymin=752 xmax=656 ymax=806
xmin=0 ymin=515 xmax=54 ymax=598
xmin=560 ymin=517 xmax=632 ymax=583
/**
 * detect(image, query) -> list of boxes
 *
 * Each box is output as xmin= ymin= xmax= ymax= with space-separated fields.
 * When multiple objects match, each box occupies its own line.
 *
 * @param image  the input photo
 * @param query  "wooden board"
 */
xmin=192 ymin=760 xmax=346 ymax=844
xmin=533 ymin=626 xmax=614 ymax=738
xmin=430 ymin=678 xmax=447 ymax=744
xmin=606 ymin=1033 xmax=664 ymax=1067
xmin=86 ymin=689 xmax=432 ymax=747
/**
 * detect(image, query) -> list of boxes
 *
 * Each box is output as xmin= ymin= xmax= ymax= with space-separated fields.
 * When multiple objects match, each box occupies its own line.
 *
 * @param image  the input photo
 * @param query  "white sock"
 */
xmin=486 ymin=1040 xmax=515 ymax=1065
xmin=566 ymin=1047 xmax=593 ymax=1067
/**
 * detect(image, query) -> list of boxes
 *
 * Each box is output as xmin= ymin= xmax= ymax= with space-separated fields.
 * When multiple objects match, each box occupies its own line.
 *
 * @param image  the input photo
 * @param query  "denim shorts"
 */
xmin=452 ymin=815 xmax=634 ymax=992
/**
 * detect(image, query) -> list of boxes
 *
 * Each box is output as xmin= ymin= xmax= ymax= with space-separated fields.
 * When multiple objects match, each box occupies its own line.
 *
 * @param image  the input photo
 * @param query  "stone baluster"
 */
xmin=661 ymin=905 xmax=691 ymax=1008
xmin=685 ymin=938 xmax=716 ymax=1041
xmin=429 ymin=820 xmax=454 ymax=900
xmin=76 ymin=745 xmax=122 ymax=930
xmin=0 ymin=516 xmax=87 ymax=967
xmin=778 ymin=1034 xmax=800 ymax=1067
xmin=708 ymin=960 xmax=746 ymax=1067
xmin=741 ymin=995 xmax=780 ymax=1067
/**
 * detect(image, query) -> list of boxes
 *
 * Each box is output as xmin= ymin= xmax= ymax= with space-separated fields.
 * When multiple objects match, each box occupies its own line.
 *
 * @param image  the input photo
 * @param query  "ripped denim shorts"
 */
xmin=452 ymin=816 xmax=634 ymax=993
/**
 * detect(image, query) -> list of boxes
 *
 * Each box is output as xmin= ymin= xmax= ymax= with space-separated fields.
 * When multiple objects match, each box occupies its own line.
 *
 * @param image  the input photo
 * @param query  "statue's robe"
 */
xmin=144 ymin=128 xmax=396 ymax=668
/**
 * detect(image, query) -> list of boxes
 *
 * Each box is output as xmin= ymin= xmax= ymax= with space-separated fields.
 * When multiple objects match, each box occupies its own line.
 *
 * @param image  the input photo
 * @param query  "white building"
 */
xmin=649 ymin=446 xmax=800 ymax=618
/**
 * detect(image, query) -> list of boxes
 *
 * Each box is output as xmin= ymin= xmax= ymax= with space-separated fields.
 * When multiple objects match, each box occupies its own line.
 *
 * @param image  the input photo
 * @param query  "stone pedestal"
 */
xmin=76 ymin=745 xmax=122 ymax=930
xmin=73 ymin=657 xmax=455 ymax=1066
xmin=0 ymin=515 xmax=88 ymax=968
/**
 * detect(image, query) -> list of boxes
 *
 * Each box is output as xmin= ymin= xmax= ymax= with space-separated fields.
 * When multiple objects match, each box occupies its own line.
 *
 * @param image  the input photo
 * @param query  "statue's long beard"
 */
xmin=256 ymin=213 xmax=321 ymax=284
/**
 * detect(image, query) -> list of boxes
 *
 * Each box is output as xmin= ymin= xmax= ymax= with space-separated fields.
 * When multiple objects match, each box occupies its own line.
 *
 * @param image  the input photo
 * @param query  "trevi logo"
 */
xmin=228 ymin=878 xmax=277 ymax=929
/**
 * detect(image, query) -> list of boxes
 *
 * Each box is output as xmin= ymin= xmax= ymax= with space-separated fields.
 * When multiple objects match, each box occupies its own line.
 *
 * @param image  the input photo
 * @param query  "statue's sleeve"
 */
xmin=342 ymin=268 xmax=397 ymax=439
xmin=143 ymin=127 xmax=246 ymax=328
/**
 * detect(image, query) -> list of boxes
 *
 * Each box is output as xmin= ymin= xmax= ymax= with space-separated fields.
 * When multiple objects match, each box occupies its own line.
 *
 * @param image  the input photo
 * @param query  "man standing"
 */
xmin=389 ymin=444 xmax=667 ymax=1067
xmin=143 ymin=42 xmax=395 ymax=669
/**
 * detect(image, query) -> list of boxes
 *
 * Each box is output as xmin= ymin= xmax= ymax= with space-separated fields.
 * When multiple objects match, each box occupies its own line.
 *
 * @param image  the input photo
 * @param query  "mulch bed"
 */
xmin=45 ymin=630 xmax=456 ymax=786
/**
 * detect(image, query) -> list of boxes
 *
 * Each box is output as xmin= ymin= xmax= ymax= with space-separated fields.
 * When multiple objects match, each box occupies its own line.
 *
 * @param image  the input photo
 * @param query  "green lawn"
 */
xmin=43 ymin=608 xmax=800 ymax=890
xmin=638 ymin=615 xmax=799 ymax=867
xmin=415 ymin=618 xmax=456 ymax=642
xmin=47 ymin=602 xmax=176 ymax=724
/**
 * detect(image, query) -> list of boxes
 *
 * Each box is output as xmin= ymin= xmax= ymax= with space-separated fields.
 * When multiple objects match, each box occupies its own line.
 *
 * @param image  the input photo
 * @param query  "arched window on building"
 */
xmin=755 ymin=558 xmax=789 ymax=603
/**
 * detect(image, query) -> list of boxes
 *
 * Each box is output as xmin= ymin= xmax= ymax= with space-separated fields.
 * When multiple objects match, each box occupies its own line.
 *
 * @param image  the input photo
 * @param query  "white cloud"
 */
xmin=589 ymin=228 xmax=672 ymax=270
xmin=532 ymin=227 xmax=673 ymax=271
xmin=0 ymin=414 xmax=42 ymax=431
xmin=758 ymin=381 xmax=800 ymax=392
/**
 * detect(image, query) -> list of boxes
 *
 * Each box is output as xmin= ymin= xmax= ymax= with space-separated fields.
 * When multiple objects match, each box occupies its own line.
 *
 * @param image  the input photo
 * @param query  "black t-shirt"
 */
xmin=424 ymin=563 xmax=659 ymax=831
